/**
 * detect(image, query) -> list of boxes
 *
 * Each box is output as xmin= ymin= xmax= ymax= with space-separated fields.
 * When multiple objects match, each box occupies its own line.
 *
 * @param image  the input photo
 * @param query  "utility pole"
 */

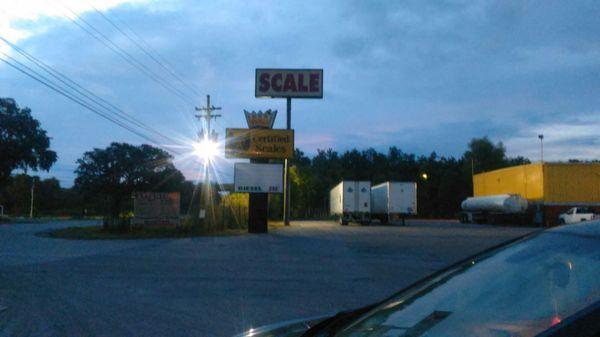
xmin=29 ymin=177 xmax=35 ymax=218
xmin=195 ymin=95 xmax=222 ymax=223
xmin=195 ymin=95 xmax=222 ymax=143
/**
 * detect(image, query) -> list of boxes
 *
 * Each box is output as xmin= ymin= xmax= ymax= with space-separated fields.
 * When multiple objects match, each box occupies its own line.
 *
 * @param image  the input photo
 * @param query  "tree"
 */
xmin=462 ymin=137 xmax=507 ymax=174
xmin=0 ymin=98 xmax=57 ymax=185
xmin=74 ymin=143 xmax=185 ymax=219
xmin=462 ymin=136 xmax=530 ymax=174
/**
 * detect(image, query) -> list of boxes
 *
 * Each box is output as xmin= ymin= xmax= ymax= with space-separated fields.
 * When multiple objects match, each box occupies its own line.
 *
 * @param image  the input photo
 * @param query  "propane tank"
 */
xmin=461 ymin=194 xmax=529 ymax=214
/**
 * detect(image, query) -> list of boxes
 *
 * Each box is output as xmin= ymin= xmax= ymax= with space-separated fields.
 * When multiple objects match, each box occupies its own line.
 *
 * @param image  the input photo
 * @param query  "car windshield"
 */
xmin=336 ymin=225 xmax=600 ymax=337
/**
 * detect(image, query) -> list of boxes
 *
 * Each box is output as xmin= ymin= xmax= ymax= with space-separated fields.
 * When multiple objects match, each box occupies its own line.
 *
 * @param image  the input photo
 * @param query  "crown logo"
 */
xmin=244 ymin=109 xmax=277 ymax=129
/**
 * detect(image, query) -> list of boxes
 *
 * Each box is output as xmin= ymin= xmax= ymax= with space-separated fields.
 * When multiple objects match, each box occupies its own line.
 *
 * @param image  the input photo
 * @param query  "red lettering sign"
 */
xmin=255 ymin=69 xmax=323 ymax=98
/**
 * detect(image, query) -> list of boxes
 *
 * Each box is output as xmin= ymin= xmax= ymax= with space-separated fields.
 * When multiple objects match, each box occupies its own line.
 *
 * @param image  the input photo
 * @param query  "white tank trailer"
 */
xmin=371 ymin=182 xmax=417 ymax=225
xmin=330 ymin=181 xmax=371 ymax=225
xmin=460 ymin=194 xmax=530 ymax=224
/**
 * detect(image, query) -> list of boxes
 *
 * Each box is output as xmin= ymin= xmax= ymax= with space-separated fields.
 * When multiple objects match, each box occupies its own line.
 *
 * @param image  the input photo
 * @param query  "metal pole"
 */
xmin=206 ymin=95 xmax=211 ymax=141
xmin=283 ymin=97 xmax=291 ymax=226
xmin=538 ymin=134 xmax=544 ymax=163
xmin=29 ymin=177 xmax=35 ymax=218
xmin=471 ymin=157 xmax=474 ymax=176
xmin=204 ymin=95 xmax=211 ymax=220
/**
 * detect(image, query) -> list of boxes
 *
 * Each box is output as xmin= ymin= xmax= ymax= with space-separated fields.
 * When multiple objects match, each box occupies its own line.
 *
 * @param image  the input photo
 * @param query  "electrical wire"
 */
xmin=0 ymin=36 xmax=183 ymax=147
xmin=0 ymin=52 xmax=183 ymax=156
xmin=57 ymin=2 xmax=197 ymax=107
xmin=88 ymin=3 xmax=203 ymax=99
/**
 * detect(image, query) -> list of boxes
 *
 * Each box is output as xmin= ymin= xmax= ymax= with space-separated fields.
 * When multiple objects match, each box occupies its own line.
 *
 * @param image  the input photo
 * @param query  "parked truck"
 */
xmin=329 ymin=181 xmax=371 ymax=225
xmin=371 ymin=182 xmax=417 ymax=224
xmin=558 ymin=207 xmax=598 ymax=224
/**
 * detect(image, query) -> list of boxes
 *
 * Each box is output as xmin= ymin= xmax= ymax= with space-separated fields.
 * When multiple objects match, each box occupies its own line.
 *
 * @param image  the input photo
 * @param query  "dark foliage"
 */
xmin=0 ymin=97 xmax=57 ymax=184
xmin=74 ymin=142 xmax=185 ymax=218
xmin=287 ymin=137 xmax=529 ymax=218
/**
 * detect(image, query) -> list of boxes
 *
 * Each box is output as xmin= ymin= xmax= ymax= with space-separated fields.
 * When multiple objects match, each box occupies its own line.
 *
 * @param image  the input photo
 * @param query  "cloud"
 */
xmin=0 ymin=0 xmax=149 ymax=54
xmin=1 ymin=0 xmax=599 ymax=186
xmin=505 ymin=113 xmax=600 ymax=161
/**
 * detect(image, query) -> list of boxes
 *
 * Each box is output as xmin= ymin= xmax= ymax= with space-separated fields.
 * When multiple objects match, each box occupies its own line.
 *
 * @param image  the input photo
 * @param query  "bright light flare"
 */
xmin=193 ymin=139 xmax=219 ymax=160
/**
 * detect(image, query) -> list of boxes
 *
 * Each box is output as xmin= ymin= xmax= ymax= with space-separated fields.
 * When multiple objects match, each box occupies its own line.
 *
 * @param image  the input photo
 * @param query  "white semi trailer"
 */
xmin=329 ymin=181 xmax=371 ymax=225
xmin=371 ymin=182 xmax=417 ymax=224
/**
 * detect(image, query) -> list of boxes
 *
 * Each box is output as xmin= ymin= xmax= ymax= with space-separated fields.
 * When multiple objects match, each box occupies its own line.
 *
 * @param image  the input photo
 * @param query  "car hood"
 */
xmin=234 ymin=315 xmax=329 ymax=337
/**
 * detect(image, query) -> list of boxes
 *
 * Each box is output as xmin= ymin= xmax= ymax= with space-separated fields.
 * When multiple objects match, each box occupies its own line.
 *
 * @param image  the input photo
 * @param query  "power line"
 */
xmin=0 ymin=53 xmax=182 ymax=155
xmin=88 ymin=3 xmax=203 ymax=99
xmin=56 ymin=2 xmax=197 ymax=107
xmin=0 ymin=36 xmax=183 ymax=147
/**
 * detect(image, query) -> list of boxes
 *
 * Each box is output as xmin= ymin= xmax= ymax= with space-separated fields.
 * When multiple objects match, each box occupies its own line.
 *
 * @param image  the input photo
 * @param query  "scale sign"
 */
xmin=255 ymin=69 xmax=323 ymax=98
xmin=234 ymin=163 xmax=283 ymax=193
xmin=225 ymin=128 xmax=294 ymax=159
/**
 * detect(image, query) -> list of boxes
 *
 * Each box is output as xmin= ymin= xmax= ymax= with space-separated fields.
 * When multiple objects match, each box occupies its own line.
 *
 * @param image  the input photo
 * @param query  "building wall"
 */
xmin=473 ymin=163 xmax=544 ymax=200
xmin=544 ymin=163 xmax=600 ymax=204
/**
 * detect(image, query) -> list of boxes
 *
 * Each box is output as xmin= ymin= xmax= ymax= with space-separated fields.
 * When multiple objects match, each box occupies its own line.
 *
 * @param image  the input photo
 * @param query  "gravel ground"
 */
xmin=0 ymin=220 xmax=537 ymax=337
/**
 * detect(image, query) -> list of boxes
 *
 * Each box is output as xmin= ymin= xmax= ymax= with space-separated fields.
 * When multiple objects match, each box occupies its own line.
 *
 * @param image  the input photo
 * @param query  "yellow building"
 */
xmin=473 ymin=163 xmax=600 ymax=205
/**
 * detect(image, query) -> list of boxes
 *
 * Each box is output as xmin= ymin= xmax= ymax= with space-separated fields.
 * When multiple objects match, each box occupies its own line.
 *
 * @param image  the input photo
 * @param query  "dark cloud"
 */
xmin=2 ymin=0 xmax=599 ymax=185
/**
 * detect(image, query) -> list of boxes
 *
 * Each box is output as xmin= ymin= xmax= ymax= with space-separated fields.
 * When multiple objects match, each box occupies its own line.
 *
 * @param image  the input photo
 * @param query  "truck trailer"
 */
xmin=371 ymin=182 xmax=417 ymax=224
xmin=329 ymin=181 xmax=371 ymax=225
xmin=461 ymin=163 xmax=600 ymax=226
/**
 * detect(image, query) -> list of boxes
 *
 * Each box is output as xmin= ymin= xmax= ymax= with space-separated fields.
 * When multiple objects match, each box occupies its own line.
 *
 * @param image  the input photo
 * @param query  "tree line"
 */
xmin=281 ymin=139 xmax=530 ymax=219
xmin=1 ymin=96 xmax=531 ymax=221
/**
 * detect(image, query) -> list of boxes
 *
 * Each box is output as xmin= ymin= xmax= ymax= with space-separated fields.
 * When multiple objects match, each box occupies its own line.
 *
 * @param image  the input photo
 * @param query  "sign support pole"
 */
xmin=248 ymin=158 xmax=269 ymax=233
xmin=283 ymin=97 xmax=291 ymax=226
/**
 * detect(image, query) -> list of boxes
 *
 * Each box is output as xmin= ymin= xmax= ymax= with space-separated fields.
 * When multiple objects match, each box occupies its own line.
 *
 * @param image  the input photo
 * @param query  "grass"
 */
xmin=38 ymin=225 xmax=246 ymax=240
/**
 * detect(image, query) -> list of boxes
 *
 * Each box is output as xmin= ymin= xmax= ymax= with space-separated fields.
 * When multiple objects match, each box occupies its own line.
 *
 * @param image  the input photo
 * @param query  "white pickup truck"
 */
xmin=558 ymin=207 xmax=597 ymax=224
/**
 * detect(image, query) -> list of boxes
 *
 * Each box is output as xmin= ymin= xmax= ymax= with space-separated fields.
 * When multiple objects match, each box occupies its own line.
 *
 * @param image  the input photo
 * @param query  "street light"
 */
xmin=421 ymin=173 xmax=428 ymax=180
xmin=538 ymin=134 xmax=544 ymax=163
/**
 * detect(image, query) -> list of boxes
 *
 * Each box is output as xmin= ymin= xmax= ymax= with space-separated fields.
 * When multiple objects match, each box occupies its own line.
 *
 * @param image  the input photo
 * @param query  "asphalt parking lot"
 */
xmin=0 ymin=220 xmax=537 ymax=337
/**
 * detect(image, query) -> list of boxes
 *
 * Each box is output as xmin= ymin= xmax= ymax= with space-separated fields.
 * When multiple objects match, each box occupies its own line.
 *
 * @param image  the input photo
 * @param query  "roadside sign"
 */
xmin=225 ymin=128 xmax=294 ymax=159
xmin=132 ymin=192 xmax=180 ymax=227
xmin=234 ymin=163 xmax=283 ymax=193
xmin=255 ymin=69 xmax=323 ymax=98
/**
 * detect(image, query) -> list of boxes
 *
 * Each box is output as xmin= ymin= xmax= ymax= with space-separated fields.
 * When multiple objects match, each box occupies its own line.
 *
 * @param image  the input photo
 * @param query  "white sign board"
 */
xmin=255 ymin=69 xmax=323 ymax=98
xmin=234 ymin=163 xmax=283 ymax=193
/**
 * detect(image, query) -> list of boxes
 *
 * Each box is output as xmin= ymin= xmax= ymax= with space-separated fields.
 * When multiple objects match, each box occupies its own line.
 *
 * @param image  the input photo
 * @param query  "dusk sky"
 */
xmin=1 ymin=0 xmax=599 ymax=186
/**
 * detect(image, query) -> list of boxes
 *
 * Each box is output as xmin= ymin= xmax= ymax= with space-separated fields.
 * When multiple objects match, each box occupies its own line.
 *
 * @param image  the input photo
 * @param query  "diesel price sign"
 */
xmin=225 ymin=128 xmax=294 ymax=159
xmin=255 ymin=69 xmax=323 ymax=98
xmin=234 ymin=163 xmax=283 ymax=194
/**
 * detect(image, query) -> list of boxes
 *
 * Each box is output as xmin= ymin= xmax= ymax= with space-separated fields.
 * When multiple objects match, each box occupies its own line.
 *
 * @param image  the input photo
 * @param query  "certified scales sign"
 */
xmin=255 ymin=69 xmax=323 ymax=98
xmin=225 ymin=128 xmax=294 ymax=159
xmin=234 ymin=163 xmax=283 ymax=193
